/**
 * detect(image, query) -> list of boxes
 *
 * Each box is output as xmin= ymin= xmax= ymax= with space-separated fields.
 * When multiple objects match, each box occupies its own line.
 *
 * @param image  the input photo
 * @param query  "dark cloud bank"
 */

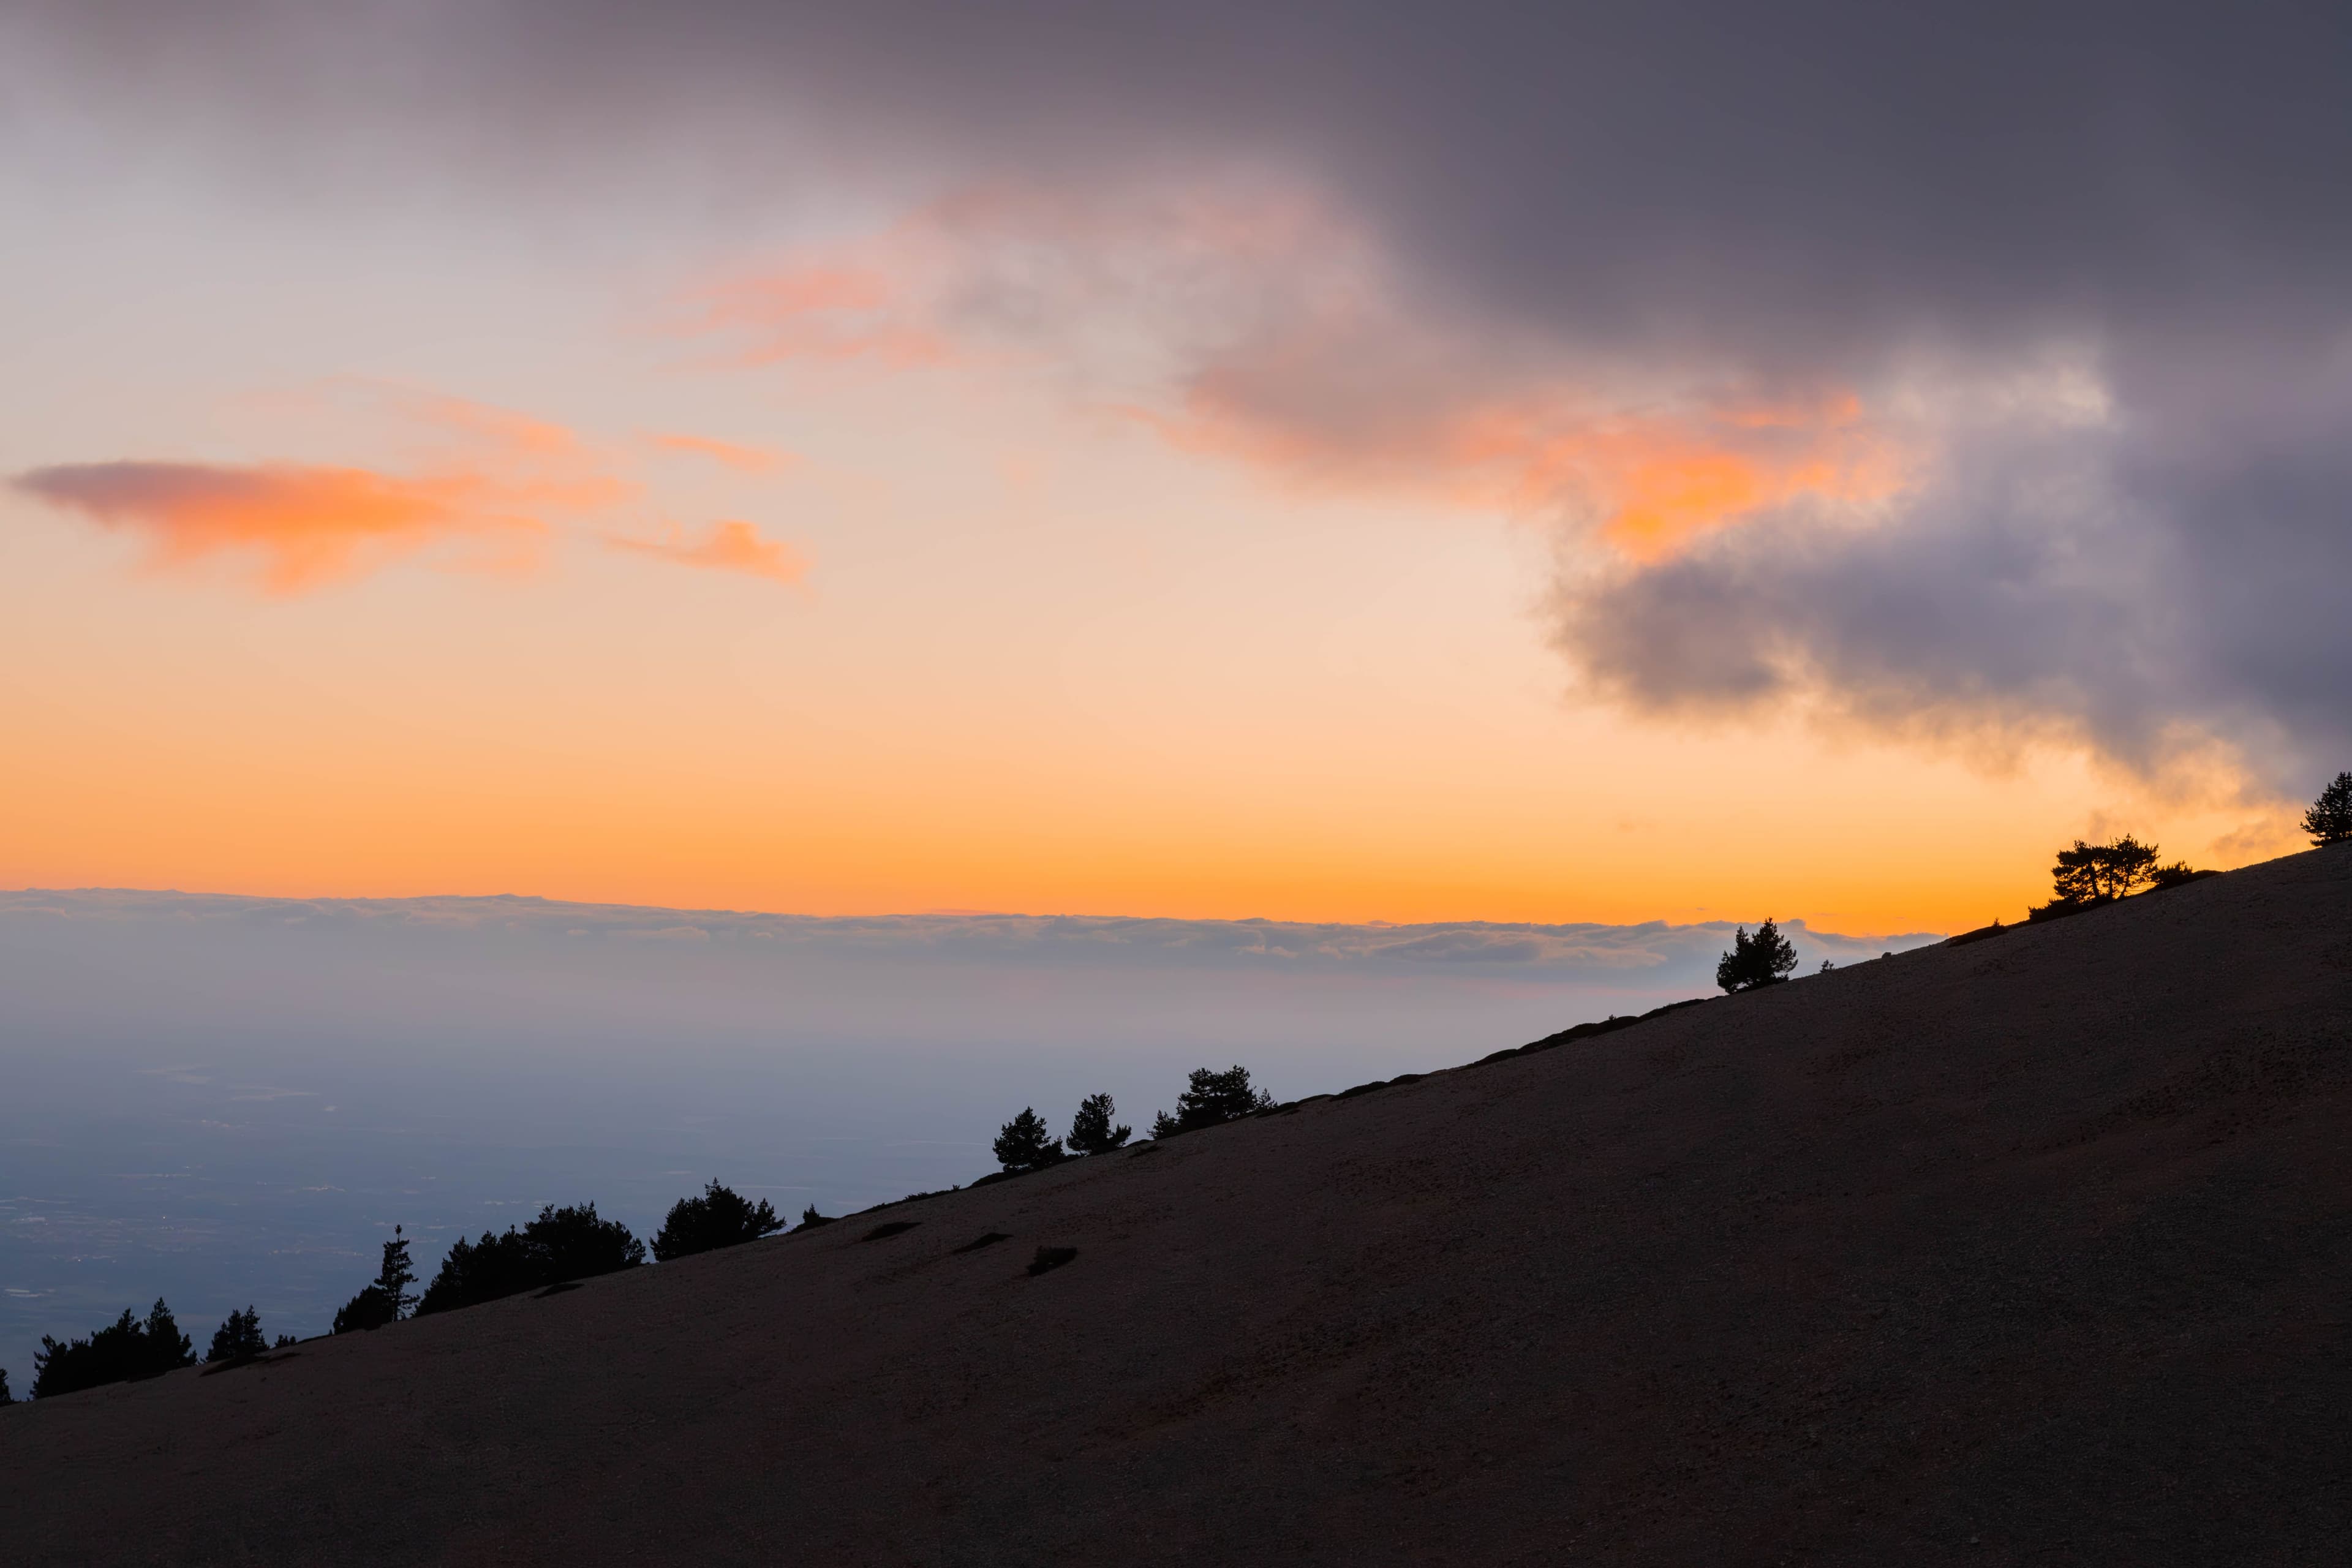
xmin=11 ymin=1 xmax=2350 ymax=797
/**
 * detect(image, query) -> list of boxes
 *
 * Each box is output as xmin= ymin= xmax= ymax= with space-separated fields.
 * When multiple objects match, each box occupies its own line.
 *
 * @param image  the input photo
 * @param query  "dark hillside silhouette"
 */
xmin=1 ymin=848 xmax=2346 ymax=1566
xmin=1151 ymin=1065 xmax=1275 ymax=1137
xmin=31 ymin=1298 xmax=195 ymax=1398
xmin=652 ymin=1182 xmax=785 ymax=1261
xmin=418 ymin=1203 xmax=646 ymax=1316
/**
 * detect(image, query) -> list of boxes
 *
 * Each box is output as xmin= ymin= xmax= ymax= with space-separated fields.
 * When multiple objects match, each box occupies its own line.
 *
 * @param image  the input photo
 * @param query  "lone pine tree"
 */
xmin=1717 ymin=918 xmax=1799 ymax=993
xmin=2304 ymin=771 xmax=2352 ymax=846
xmin=1066 ymin=1093 xmax=1133 ymax=1156
xmin=993 ymin=1107 xmax=1068 ymax=1173
xmin=333 ymin=1225 xmax=418 ymax=1333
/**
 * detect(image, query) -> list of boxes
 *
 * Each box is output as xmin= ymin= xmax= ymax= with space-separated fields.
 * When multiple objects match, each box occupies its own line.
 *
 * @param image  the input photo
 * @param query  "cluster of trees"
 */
xmin=2019 ymin=777 xmax=2345 ymax=922
xmin=26 ymin=1299 xmax=195 ymax=1400
xmin=2028 ymin=835 xmax=2212 ymax=920
xmin=19 ymin=1295 xmax=304 ymax=1400
xmin=994 ymin=1066 xmax=1279 ymax=1174
xmin=9 ymin=1178 xmax=803 ymax=1403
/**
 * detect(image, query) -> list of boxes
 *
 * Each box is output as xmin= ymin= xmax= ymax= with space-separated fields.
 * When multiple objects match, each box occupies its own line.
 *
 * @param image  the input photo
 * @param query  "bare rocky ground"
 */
xmin=4 ymin=847 xmax=2347 ymax=1566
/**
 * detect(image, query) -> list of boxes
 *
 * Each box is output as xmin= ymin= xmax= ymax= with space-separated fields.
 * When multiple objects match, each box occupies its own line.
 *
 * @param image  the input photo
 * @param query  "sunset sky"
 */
xmin=4 ymin=2 xmax=2345 ymax=934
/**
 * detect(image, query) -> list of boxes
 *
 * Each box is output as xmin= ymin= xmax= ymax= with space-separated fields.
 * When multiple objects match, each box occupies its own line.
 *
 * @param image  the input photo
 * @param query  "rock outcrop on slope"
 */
xmin=5 ymin=848 xmax=2347 ymax=1566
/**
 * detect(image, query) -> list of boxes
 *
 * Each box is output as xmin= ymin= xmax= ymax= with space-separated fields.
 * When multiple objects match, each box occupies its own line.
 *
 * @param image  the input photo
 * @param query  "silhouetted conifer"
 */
xmin=32 ymin=1298 xmax=195 ymax=1397
xmin=1716 ymin=919 xmax=1798 ymax=992
xmin=1067 ymin=1092 xmax=1133 ymax=1155
xmin=0 ymin=1367 xmax=12 ymax=1404
xmin=375 ymin=1225 xmax=418 ymax=1319
xmin=205 ymin=1306 xmax=270 ymax=1364
xmin=1150 ymin=1065 xmax=1276 ymax=1138
xmin=651 ymin=1180 xmax=785 ymax=1261
xmin=416 ymin=1202 xmax=646 ymax=1316
xmin=993 ymin=1107 xmax=1069 ymax=1172
xmin=2304 ymin=771 xmax=2352 ymax=846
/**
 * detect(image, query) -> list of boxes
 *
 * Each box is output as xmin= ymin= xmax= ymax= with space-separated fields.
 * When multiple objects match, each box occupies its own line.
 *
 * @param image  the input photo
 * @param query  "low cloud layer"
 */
xmin=1 ymin=888 xmax=1934 ymax=980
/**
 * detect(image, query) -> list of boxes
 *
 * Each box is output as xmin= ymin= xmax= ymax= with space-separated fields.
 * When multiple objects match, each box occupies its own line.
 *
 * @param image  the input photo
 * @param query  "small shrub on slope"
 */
xmin=332 ymin=1287 xmax=396 ymax=1335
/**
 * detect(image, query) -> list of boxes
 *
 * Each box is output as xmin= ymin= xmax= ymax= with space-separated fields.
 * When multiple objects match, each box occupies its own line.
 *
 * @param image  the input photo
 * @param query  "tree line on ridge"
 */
xmin=7 ymin=774 xmax=2347 ymax=1408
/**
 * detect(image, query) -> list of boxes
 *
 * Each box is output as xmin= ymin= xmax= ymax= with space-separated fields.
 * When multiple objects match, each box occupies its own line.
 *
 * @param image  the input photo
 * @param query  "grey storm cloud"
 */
xmin=10 ymin=0 xmax=2350 ymax=793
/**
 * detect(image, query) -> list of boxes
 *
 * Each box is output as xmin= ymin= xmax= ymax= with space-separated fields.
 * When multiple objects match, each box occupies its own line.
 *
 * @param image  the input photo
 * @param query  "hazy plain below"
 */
xmin=0 ymin=889 xmax=1934 ymax=1381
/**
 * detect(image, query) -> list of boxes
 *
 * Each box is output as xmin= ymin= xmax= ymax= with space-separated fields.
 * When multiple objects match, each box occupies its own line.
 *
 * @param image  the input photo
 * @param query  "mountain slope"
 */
xmin=5 ymin=848 xmax=2348 ymax=1566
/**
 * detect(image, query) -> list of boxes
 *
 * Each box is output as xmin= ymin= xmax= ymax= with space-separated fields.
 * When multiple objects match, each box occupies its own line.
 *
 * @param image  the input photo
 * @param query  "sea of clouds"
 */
xmin=0 ymin=889 xmax=1936 ymax=1381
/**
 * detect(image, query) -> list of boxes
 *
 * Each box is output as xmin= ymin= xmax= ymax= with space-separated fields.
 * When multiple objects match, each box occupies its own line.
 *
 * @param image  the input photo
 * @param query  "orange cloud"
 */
xmin=607 ymin=519 xmax=807 ymax=585
xmin=10 ymin=460 xmax=620 ymax=594
xmin=693 ymin=186 xmax=1903 ymax=560
xmin=649 ymin=432 xmax=795 ymax=473
xmin=1438 ymin=391 xmax=1905 ymax=561
xmin=15 ymin=391 xmax=820 ymax=595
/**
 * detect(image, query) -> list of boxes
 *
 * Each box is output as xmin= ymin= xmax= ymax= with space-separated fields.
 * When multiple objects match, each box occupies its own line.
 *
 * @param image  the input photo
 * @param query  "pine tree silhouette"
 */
xmin=992 ymin=1107 xmax=1068 ymax=1172
xmin=1716 ymin=919 xmax=1799 ymax=992
xmin=2304 ymin=771 xmax=2352 ymax=846
xmin=1067 ymin=1093 xmax=1133 ymax=1156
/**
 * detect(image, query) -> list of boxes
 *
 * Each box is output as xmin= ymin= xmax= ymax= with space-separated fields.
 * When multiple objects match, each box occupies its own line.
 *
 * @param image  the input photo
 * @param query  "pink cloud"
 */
xmin=607 ymin=519 xmax=807 ymax=585
xmin=648 ymin=432 xmax=795 ymax=473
